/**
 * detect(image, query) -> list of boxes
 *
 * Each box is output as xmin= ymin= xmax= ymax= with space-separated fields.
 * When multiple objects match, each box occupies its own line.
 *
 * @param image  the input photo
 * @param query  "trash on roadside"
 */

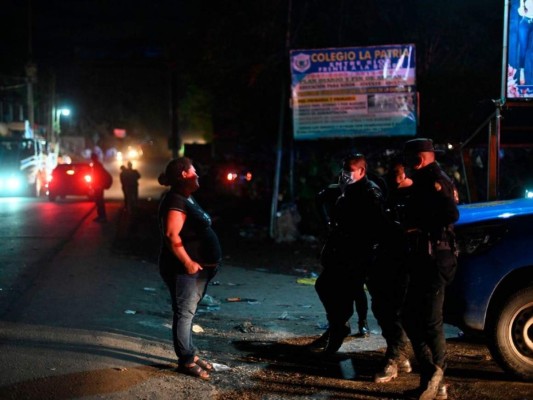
xmin=317 ymin=322 xmax=329 ymax=330
xmin=293 ymin=268 xmax=308 ymax=274
xmin=274 ymin=203 xmax=301 ymax=243
xmin=143 ymin=287 xmax=156 ymax=292
xmin=225 ymin=297 xmax=257 ymax=303
xmin=210 ymin=281 xmax=221 ymax=286
xmin=192 ymin=324 xmax=204 ymax=333
xmin=199 ymin=294 xmax=221 ymax=306
xmin=235 ymin=321 xmax=256 ymax=333
xmin=113 ymin=367 xmax=128 ymax=372
xmin=197 ymin=306 xmax=220 ymax=313
xmin=124 ymin=310 xmax=137 ymax=315
xmin=212 ymin=363 xmax=231 ymax=372
xmin=279 ymin=311 xmax=298 ymax=320
xmin=296 ymin=277 xmax=317 ymax=285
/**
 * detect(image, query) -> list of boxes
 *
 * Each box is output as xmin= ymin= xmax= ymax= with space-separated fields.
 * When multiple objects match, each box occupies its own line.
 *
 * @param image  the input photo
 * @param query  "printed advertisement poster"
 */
xmin=290 ymin=44 xmax=417 ymax=140
xmin=507 ymin=0 xmax=533 ymax=99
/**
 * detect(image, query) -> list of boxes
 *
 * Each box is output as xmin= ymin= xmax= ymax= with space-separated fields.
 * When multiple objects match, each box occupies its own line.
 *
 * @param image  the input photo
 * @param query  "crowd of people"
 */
xmin=156 ymin=137 xmax=460 ymax=400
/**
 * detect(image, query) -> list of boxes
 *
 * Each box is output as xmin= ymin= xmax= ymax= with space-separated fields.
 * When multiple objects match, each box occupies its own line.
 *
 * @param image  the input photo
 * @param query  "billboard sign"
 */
xmin=506 ymin=0 xmax=533 ymax=100
xmin=289 ymin=44 xmax=417 ymax=140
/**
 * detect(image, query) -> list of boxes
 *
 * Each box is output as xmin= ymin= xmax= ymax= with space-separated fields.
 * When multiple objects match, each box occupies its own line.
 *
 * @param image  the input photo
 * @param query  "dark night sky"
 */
xmin=1 ymin=0 xmax=507 ymax=149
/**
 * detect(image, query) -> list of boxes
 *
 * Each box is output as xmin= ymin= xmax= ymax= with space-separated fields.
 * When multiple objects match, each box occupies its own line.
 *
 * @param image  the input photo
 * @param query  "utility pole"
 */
xmin=26 ymin=0 xmax=36 ymax=132
xmin=269 ymin=0 xmax=293 ymax=239
xmin=486 ymin=0 xmax=510 ymax=200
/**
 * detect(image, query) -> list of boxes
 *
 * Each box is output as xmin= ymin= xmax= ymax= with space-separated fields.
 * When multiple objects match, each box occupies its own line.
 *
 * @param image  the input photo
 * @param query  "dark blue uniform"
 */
xmin=402 ymin=161 xmax=459 ymax=386
xmin=315 ymin=176 xmax=386 ymax=349
xmin=367 ymin=181 xmax=412 ymax=365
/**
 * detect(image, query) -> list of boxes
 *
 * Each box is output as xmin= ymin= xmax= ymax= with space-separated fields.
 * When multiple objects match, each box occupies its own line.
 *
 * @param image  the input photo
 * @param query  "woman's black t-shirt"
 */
xmin=158 ymin=190 xmax=222 ymax=273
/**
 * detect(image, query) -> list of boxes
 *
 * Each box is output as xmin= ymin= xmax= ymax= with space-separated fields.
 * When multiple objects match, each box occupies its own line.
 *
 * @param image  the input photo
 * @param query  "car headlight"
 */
xmin=127 ymin=148 xmax=139 ymax=159
xmin=0 ymin=175 xmax=24 ymax=192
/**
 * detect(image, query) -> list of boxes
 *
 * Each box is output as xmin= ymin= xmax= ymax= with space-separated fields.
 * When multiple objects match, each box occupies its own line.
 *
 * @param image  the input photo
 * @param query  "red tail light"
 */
xmin=226 ymin=172 xmax=238 ymax=181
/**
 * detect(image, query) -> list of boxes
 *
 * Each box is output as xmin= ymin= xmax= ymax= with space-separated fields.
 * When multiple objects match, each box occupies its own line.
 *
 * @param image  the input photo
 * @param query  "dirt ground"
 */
xmin=113 ymin=201 xmax=533 ymax=399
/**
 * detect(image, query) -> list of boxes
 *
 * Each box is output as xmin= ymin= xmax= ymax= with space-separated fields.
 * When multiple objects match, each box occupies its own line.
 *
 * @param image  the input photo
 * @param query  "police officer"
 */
xmin=312 ymin=154 xmax=386 ymax=353
xmin=368 ymin=158 xmax=413 ymax=383
xmin=401 ymin=138 xmax=459 ymax=400
xmin=316 ymin=179 xmax=371 ymax=338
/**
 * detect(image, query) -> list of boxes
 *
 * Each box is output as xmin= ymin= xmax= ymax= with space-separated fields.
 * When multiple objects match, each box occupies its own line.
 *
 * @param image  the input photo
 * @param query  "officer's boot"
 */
xmin=374 ymin=359 xmax=398 ymax=383
xmin=357 ymin=319 xmax=370 ymax=337
xmin=435 ymin=382 xmax=448 ymax=400
xmin=418 ymin=366 xmax=444 ymax=400
xmin=324 ymin=323 xmax=350 ymax=353
xmin=308 ymin=329 xmax=330 ymax=351
xmin=398 ymin=358 xmax=412 ymax=373
xmin=374 ymin=357 xmax=411 ymax=383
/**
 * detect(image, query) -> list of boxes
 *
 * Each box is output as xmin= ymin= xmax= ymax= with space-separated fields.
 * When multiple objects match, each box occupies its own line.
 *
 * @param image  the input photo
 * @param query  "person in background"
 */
xmin=401 ymin=138 xmax=459 ymax=400
xmin=312 ymin=154 xmax=386 ymax=353
xmin=119 ymin=161 xmax=141 ymax=212
xmin=119 ymin=165 xmax=127 ymax=208
xmin=367 ymin=158 xmax=413 ymax=384
xmin=90 ymin=153 xmax=113 ymax=223
xmin=157 ymin=157 xmax=222 ymax=380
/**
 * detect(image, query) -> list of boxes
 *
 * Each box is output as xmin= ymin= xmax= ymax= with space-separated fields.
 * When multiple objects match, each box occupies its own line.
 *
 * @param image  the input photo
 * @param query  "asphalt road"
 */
xmin=0 ymin=161 xmax=532 ymax=399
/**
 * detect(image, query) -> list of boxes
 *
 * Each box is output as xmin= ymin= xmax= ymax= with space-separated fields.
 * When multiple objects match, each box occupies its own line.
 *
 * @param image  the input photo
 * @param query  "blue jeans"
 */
xmin=160 ymin=266 xmax=218 ymax=365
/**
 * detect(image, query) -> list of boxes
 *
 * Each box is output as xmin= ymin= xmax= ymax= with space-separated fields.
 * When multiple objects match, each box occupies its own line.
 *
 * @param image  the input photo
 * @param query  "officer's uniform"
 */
xmin=402 ymin=142 xmax=459 ymax=397
xmin=367 ymin=180 xmax=412 ymax=375
xmin=315 ymin=174 xmax=386 ymax=351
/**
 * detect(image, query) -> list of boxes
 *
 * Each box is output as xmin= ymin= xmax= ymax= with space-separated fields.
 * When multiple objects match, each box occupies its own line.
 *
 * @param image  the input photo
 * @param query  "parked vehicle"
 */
xmin=47 ymin=163 xmax=94 ymax=201
xmin=444 ymin=198 xmax=533 ymax=381
xmin=116 ymin=145 xmax=143 ymax=162
xmin=0 ymin=121 xmax=54 ymax=197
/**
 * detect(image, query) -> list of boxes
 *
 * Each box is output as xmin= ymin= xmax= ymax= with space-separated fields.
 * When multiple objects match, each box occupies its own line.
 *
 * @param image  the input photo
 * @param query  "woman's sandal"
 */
xmin=194 ymin=357 xmax=213 ymax=371
xmin=177 ymin=363 xmax=210 ymax=380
